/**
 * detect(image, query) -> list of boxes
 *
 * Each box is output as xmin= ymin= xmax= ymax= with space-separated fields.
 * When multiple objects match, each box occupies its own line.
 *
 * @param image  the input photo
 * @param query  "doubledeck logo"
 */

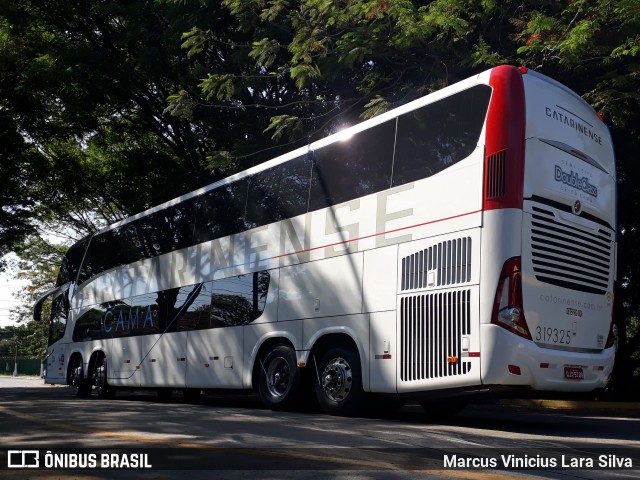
xmin=554 ymin=166 xmax=598 ymax=198
xmin=7 ymin=450 xmax=39 ymax=468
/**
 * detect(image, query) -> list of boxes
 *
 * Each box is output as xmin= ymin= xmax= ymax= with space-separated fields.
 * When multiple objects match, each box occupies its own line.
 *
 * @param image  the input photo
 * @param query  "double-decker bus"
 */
xmin=35 ymin=65 xmax=616 ymax=416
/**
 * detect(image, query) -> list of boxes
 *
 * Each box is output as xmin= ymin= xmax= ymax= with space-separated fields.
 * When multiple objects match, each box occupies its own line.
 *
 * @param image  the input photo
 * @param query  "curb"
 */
xmin=498 ymin=398 xmax=640 ymax=412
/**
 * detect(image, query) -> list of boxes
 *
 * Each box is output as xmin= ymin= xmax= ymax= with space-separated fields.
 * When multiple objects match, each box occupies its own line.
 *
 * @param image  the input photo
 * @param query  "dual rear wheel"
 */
xmin=258 ymin=344 xmax=364 ymax=416
xmin=72 ymin=354 xmax=115 ymax=399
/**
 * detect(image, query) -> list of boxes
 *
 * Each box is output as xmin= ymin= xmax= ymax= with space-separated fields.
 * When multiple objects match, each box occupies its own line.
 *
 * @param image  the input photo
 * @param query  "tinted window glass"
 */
xmin=176 ymin=284 xmax=212 ymax=331
xmin=153 ymin=284 xmax=207 ymax=333
xmin=245 ymin=154 xmax=313 ymax=229
xmin=78 ymin=198 xmax=200 ymax=284
xmin=137 ymin=199 xmax=197 ymax=257
xmin=74 ymin=271 xmax=271 ymax=336
xmin=57 ymin=236 xmax=91 ymax=286
xmin=194 ymin=179 xmax=248 ymax=244
xmin=245 ymin=165 xmax=283 ymax=229
xmin=392 ymin=85 xmax=491 ymax=186
xmin=207 ymin=271 xmax=270 ymax=328
xmin=309 ymin=120 xmax=395 ymax=211
xmin=114 ymin=197 xmax=199 ymax=266
xmin=102 ymin=293 xmax=160 ymax=338
xmin=277 ymin=154 xmax=312 ymax=218
xmin=77 ymin=233 xmax=115 ymax=285
xmin=48 ymin=291 xmax=69 ymax=346
xmin=73 ymin=306 xmax=106 ymax=341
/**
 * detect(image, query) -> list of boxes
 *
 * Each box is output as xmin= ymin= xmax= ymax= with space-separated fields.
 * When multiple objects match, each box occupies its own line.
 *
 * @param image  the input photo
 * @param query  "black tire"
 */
xmin=72 ymin=356 xmax=91 ymax=398
xmin=314 ymin=345 xmax=365 ymax=416
xmin=93 ymin=356 xmax=115 ymax=399
xmin=258 ymin=344 xmax=301 ymax=411
xmin=183 ymin=388 xmax=202 ymax=402
xmin=419 ymin=398 xmax=468 ymax=419
xmin=157 ymin=388 xmax=174 ymax=402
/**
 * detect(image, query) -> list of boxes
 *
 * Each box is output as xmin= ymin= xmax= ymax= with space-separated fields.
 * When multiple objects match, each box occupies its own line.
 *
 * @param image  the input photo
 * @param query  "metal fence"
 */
xmin=0 ymin=357 xmax=43 ymax=376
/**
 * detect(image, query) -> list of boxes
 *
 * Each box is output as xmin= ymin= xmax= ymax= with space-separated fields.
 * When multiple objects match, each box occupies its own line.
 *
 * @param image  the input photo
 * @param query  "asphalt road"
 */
xmin=0 ymin=376 xmax=639 ymax=480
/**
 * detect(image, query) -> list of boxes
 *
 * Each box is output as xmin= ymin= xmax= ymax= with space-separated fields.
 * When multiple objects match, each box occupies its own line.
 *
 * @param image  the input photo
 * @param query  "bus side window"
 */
xmin=72 ymin=306 xmax=107 ymax=341
xmin=392 ymin=85 xmax=492 ymax=187
xmin=175 ymin=283 xmax=211 ymax=331
xmin=245 ymin=153 xmax=314 ymax=229
xmin=209 ymin=271 xmax=271 ymax=328
xmin=245 ymin=165 xmax=283 ymax=229
xmin=309 ymin=120 xmax=395 ymax=211
xmin=48 ymin=291 xmax=69 ymax=346
xmin=277 ymin=154 xmax=313 ymax=219
xmin=194 ymin=179 xmax=249 ymax=244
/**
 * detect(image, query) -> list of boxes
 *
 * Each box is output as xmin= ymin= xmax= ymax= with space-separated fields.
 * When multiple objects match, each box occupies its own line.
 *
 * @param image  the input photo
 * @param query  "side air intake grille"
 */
xmin=530 ymin=206 xmax=613 ymax=295
xmin=401 ymin=237 xmax=472 ymax=291
xmin=486 ymin=151 xmax=506 ymax=198
xmin=400 ymin=290 xmax=472 ymax=381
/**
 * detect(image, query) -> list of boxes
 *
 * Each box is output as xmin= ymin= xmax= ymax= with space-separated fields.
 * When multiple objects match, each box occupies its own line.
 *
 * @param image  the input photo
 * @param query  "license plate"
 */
xmin=564 ymin=366 xmax=584 ymax=380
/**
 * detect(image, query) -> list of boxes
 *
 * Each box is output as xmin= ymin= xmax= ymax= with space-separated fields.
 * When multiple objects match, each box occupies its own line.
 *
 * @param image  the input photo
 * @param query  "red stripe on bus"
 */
xmin=272 ymin=209 xmax=482 ymax=260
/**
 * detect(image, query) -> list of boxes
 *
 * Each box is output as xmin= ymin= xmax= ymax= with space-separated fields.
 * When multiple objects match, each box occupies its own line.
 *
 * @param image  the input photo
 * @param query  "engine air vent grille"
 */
xmin=529 ymin=206 xmax=613 ymax=295
xmin=401 ymin=237 xmax=472 ymax=291
xmin=400 ymin=290 xmax=472 ymax=381
xmin=486 ymin=150 xmax=507 ymax=199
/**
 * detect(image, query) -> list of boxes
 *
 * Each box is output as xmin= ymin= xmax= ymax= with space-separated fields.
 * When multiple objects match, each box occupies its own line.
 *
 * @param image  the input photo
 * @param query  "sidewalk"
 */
xmin=497 ymin=398 xmax=640 ymax=414
xmin=0 ymin=375 xmax=49 ymax=388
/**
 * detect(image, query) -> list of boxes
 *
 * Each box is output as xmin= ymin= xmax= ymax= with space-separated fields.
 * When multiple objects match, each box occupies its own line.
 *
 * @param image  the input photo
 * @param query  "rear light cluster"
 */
xmin=491 ymin=257 xmax=532 ymax=340
xmin=605 ymin=291 xmax=617 ymax=349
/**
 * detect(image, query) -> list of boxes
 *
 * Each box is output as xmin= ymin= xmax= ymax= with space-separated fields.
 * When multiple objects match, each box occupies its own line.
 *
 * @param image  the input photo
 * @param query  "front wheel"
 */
xmin=314 ymin=346 xmax=364 ymax=416
xmin=258 ymin=344 xmax=301 ymax=411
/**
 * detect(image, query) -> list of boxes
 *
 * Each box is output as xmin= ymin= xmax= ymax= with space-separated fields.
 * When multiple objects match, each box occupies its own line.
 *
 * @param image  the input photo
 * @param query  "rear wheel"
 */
xmin=157 ymin=388 xmax=174 ymax=402
xmin=183 ymin=388 xmax=202 ymax=402
xmin=72 ymin=356 xmax=91 ymax=398
xmin=258 ymin=344 xmax=301 ymax=411
xmin=93 ymin=356 xmax=115 ymax=399
xmin=314 ymin=345 xmax=364 ymax=416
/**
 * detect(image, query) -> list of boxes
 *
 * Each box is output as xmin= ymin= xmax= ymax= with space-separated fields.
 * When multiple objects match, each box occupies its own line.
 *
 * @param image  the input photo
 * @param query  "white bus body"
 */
xmin=36 ymin=66 xmax=616 ymax=415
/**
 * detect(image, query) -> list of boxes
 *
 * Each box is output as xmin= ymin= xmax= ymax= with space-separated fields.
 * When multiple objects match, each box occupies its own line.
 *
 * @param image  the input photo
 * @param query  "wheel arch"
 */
xmin=87 ymin=348 xmax=106 ymax=376
xmin=66 ymin=351 xmax=84 ymax=385
xmin=308 ymin=330 xmax=368 ymax=392
xmin=250 ymin=335 xmax=297 ymax=390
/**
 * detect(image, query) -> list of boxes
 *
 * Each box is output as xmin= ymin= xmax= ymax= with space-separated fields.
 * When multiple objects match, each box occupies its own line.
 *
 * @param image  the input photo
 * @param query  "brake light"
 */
xmin=491 ymin=257 xmax=532 ymax=340
xmin=605 ymin=291 xmax=617 ymax=349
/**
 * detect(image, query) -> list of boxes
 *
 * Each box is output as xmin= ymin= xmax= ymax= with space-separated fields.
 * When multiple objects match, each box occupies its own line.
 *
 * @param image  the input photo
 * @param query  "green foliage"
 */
xmin=200 ymin=74 xmax=237 ymax=101
xmin=264 ymin=115 xmax=304 ymax=142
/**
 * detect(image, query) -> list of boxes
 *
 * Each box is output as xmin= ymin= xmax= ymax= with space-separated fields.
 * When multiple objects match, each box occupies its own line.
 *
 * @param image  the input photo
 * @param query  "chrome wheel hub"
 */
xmin=266 ymin=357 xmax=291 ymax=398
xmin=321 ymin=357 xmax=352 ymax=402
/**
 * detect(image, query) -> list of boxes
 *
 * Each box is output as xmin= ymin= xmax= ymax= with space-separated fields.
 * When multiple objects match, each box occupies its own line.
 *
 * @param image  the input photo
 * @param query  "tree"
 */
xmin=1 ymin=0 xmax=251 ymax=245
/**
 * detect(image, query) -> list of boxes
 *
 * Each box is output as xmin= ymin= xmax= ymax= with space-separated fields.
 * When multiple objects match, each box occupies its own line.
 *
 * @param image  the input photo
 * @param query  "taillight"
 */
xmin=605 ymin=292 xmax=617 ymax=349
xmin=491 ymin=257 xmax=532 ymax=340
xmin=605 ymin=323 xmax=617 ymax=349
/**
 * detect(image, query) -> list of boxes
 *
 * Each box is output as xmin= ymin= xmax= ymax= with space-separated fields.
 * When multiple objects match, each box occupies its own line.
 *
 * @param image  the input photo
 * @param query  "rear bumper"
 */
xmin=480 ymin=324 xmax=614 ymax=392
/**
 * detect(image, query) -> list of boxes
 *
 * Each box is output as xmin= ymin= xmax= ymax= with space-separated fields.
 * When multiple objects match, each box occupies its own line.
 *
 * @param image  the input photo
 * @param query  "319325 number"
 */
xmin=535 ymin=326 xmax=572 ymax=345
